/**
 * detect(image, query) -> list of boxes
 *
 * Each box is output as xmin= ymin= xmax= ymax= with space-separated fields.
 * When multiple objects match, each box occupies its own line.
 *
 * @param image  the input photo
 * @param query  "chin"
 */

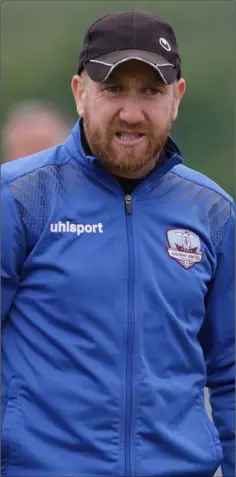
xmin=112 ymin=160 xmax=150 ymax=174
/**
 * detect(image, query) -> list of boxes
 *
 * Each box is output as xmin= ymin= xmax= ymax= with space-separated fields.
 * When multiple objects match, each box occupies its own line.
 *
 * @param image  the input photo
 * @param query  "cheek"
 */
xmin=87 ymin=101 xmax=116 ymax=128
xmin=148 ymin=104 xmax=172 ymax=126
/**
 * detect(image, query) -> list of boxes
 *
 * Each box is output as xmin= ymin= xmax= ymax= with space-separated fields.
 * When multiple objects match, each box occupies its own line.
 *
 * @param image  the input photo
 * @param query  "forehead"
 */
xmin=104 ymin=59 xmax=164 ymax=84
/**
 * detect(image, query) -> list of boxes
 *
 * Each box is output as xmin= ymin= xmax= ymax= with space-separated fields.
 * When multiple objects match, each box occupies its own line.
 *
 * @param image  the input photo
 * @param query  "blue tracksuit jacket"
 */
xmin=1 ymin=119 xmax=235 ymax=477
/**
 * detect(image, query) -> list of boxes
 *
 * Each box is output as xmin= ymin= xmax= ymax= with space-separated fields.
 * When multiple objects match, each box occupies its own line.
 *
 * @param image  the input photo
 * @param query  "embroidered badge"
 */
xmin=166 ymin=229 xmax=203 ymax=269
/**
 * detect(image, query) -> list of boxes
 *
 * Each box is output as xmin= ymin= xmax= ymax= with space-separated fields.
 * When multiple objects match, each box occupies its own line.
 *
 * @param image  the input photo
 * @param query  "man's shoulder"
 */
xmin=1 ymin=143 xmax=70 ymax=186
xmin=172 ymin=164 xmax=234 ymax=206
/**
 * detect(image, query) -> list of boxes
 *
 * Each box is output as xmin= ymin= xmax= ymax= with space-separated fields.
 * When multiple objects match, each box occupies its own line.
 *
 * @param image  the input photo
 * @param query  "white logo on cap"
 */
xmin=159 ymin=38 xmax=171 ymax=51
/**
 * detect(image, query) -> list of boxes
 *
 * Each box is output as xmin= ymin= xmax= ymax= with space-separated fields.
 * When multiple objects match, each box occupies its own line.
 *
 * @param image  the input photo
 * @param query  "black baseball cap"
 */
xmin=77 ymin=10 xmax=181 ymax=85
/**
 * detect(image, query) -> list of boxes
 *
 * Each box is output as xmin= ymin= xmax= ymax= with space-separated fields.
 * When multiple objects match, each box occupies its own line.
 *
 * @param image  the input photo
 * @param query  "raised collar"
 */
xmin=64 ymin=118 xmax=183 ymax=195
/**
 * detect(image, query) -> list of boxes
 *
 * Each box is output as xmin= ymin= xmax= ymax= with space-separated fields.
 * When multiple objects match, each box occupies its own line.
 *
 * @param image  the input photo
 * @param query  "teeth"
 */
xmin=117 ymin=133 xmax=141 ymax=140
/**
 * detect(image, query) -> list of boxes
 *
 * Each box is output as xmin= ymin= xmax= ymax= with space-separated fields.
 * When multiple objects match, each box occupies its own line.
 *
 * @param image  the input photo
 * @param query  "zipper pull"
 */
xmin=125 ymin=195 xmax=132 ymax=214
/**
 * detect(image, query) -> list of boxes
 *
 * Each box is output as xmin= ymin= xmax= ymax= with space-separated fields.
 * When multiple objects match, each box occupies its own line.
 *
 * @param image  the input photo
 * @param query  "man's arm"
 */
xmin=1 ymin=179 xmax=26 ymax=325
xmin=199 ymin=204 xmax=235 ymax=477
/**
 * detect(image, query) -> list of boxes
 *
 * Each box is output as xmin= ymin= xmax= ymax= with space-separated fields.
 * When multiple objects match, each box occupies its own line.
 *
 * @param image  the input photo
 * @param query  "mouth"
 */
xmin=114 ymin=132 xmax=145 ymax=147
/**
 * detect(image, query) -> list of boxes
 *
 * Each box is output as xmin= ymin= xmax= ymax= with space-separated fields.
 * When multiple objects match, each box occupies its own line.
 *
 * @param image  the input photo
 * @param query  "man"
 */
xmin=1 ymin=10 xmax=234 ymax=477
xmin=1 ymin=101 xmax=70 ymax=163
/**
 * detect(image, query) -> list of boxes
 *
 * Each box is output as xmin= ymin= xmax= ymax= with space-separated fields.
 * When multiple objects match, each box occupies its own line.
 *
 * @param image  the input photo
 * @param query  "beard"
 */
xmin=82 ymin=110 xmax=173 ymax=177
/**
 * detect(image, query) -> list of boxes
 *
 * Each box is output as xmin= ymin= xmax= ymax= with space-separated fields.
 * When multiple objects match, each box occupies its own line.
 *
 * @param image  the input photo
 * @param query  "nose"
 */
xmin=119 ymin=96 xmax=145 ymax=125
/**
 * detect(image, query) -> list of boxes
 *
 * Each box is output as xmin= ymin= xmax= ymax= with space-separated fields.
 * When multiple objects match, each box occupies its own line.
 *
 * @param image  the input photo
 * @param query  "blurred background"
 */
xmin=1 ymin=0 xmax=235 ymax=197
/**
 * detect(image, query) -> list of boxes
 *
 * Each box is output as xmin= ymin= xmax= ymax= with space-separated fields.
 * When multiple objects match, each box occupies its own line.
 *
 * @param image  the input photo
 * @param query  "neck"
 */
xmin=102 ymin=155 xmax=159 ymax=179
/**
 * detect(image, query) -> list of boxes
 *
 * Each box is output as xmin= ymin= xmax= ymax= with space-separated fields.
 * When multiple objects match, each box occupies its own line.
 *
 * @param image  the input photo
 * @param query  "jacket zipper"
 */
xmin=124 ymin=194 xmax=135 ymax=477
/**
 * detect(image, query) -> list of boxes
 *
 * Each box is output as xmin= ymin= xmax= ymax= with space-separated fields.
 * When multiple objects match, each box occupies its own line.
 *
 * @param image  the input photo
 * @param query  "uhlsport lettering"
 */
xmin=50 ymin=222 xmax=104 ymax=236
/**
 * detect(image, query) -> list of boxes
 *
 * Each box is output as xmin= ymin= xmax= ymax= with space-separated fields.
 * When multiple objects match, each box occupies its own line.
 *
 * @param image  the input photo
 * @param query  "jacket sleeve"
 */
xmin=1 ymin=179 xmax=27 ymax=326
xmin=199 ymin=204 xmax=235 ymax=477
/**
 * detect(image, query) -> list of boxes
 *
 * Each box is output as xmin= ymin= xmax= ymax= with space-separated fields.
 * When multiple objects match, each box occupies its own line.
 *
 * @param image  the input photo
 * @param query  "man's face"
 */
xmin=72 ymin=60 xmax=185 ymax=178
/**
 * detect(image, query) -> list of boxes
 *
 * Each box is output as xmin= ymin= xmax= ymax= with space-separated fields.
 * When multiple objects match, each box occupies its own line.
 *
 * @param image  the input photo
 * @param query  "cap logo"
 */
xmin=159 ymin=38 xmax=171 ymax=52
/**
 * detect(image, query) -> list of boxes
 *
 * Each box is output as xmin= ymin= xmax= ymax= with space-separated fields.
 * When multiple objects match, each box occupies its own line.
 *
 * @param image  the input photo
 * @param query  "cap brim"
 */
xmin=84 ymin=49 xmax=177 ymax=85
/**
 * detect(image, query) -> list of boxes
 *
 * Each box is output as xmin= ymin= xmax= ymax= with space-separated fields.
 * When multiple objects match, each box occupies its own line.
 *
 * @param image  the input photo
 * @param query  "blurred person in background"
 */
xmin=1 ymin=101 xmax=70 ymax=163
xmin=1 ymin=10 xmax=234 ymax=477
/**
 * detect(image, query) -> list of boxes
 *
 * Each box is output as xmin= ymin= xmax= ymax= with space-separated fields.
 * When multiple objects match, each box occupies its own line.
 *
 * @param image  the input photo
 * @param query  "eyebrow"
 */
xmin=103 ymin=76 xmax=166 ymax=86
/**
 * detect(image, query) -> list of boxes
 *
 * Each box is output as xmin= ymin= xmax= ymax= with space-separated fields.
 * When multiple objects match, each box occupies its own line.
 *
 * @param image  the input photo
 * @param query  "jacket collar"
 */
xmin=64 ymin=118 xmax=183 ymax=195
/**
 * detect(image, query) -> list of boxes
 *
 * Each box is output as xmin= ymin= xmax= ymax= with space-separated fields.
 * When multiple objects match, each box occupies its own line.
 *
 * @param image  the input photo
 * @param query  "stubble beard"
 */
xmin=82 ymin=113 xmax=173 ymax=177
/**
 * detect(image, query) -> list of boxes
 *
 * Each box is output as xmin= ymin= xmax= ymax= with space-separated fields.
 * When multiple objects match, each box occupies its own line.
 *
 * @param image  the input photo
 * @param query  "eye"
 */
xmin=144 ymin=87 xmax=162 ymax=96
xmin=104 ymin=85 xmax=122 ymax=94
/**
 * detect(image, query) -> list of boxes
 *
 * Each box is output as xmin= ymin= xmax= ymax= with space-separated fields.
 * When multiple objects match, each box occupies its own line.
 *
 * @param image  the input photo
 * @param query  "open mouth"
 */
xmin=115 ymin=132 xmax=145 ymax=145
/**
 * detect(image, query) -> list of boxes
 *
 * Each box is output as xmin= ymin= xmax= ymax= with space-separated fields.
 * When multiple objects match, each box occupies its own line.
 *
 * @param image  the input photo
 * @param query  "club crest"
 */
xmin=166 ymin=229 xmax=203 ymax=269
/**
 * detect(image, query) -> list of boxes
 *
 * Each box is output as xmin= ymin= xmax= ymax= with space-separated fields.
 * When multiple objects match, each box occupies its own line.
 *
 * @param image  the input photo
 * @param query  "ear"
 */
xmin=71 ymin=74 xmax=86 ymax=117
xmin=172 ymin=78 xmax=186 ymax=121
